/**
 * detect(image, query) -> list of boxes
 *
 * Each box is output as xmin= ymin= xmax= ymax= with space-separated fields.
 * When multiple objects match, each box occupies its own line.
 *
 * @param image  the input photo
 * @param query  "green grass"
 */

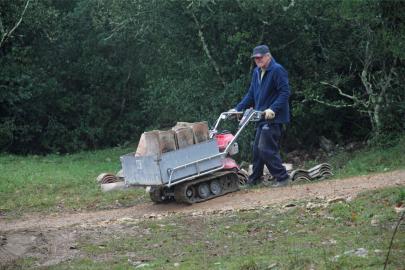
xmin=13 ymin=186 xmax=402 ymax=270
xmin=330 ymin=135 xmax=405 ymax=178
xmin=0 ymin=146 xmax=147 ymax=217
xmin=1 ymin=136 xmax=404 ymax=217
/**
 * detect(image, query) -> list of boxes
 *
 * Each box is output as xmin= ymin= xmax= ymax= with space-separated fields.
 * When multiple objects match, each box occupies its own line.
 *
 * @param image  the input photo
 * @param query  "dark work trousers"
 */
xmin=249 ymin=123 xmax=289 ymax=182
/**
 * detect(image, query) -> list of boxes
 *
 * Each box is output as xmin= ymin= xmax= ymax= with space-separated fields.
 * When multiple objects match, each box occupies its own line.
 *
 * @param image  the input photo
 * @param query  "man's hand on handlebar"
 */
xmin=264 ymin=108 xmax=275 ymax=120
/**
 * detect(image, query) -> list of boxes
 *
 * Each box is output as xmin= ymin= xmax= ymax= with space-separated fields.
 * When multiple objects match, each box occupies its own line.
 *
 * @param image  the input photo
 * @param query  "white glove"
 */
xmin=264 ymin=108 xmax=275 ymax=120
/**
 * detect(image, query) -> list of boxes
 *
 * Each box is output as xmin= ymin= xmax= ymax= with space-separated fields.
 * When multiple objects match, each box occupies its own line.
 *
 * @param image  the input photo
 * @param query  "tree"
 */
xmin=0 ymin=0 xmax=31 ymax=49
xmin=306 ymin=0 xmax=404 ymax=138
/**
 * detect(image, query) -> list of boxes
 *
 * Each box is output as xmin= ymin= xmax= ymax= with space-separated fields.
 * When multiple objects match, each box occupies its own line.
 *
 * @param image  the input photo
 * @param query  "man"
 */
xmin=229 ymin=44 xmax=290 ymax=187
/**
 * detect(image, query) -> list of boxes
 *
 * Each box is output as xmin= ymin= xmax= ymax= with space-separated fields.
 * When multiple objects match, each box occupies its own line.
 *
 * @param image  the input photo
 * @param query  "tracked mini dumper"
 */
xmin=115 ymin=109 xmax=333 ymax=203
xmin=120 ymin=110 xmax=263 ymax=204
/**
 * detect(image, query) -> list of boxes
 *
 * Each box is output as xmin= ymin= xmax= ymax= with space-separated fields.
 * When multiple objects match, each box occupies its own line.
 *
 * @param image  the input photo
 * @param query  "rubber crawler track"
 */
xmin=173 ymin=171 xmax=240 ymax=204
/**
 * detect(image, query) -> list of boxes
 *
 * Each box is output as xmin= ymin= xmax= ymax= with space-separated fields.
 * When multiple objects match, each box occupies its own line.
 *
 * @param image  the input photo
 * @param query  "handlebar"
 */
xmin=210 ymin=109 xmax=264 ymax=154
xmin=210 ymin=109 xmax=264 ymax=139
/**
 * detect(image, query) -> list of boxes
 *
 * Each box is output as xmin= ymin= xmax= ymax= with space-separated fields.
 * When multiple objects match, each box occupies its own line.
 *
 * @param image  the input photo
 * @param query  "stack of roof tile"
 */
xmin=289 ymin=163 xmax=333 ymax=182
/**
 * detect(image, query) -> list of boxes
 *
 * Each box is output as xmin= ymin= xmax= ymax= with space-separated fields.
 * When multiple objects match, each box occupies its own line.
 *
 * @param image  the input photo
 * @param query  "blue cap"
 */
xmin=251 ymin=45 xmax=270 ymax=58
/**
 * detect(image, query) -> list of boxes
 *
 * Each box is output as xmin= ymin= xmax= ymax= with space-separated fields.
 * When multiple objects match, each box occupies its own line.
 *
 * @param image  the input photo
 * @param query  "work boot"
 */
xmin=244 ymin=177 xmax=263 ymax=188
xmin=271 ymin=177 xmax=290 ymax=188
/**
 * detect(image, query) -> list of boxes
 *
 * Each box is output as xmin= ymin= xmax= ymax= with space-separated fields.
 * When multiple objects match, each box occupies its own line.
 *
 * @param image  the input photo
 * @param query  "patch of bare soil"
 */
xmin=0 ymin=170 xmax=404 ymax=267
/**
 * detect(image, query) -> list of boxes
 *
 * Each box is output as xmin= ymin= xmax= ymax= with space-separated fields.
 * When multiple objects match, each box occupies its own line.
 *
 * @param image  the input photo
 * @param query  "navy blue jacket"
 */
xmin=235 ymin=58 xmax=290 ymax=124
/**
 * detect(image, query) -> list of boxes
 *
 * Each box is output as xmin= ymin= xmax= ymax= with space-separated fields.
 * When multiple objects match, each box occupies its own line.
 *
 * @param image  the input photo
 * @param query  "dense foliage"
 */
xmin=1 ymin=0 xmax=404 ymax=154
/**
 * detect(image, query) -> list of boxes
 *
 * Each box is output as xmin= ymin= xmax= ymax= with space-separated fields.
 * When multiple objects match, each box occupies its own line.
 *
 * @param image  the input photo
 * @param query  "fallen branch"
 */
xmin=383 ymin=211 xmax=404 ymax=270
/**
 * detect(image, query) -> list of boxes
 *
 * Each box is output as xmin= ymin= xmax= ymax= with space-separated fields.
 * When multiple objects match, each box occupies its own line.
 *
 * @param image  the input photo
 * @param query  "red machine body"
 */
xmin=215 ymin=133 xmax=239 ymax=170
xmin=222 ymin=157 xmax=239 ymax=170
xmin=215 ymin=133 xmax=234 ymax=151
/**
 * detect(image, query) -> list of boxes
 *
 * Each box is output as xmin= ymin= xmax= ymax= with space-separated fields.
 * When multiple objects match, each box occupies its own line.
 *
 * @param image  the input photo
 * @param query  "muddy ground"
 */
xmin=1 ymin=170 xmax=404 ymax=267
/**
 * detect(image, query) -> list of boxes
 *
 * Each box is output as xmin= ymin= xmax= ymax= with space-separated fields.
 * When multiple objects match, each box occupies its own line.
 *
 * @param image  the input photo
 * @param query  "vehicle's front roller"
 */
xmin=149 ymin=186 xmax=172 ymax=203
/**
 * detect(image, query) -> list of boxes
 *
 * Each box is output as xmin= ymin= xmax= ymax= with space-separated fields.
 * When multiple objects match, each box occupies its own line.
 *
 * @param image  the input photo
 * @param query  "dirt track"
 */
xmin=1 ymin=170 xmax=404 ymax=267
xmin=1 ymin=170 xmax=404 ymax=232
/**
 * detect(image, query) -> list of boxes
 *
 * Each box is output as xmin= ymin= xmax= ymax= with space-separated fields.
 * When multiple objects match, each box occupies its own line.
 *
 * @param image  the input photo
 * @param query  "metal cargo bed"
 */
xmin=121 ymin=139 xmax=224 ymax=187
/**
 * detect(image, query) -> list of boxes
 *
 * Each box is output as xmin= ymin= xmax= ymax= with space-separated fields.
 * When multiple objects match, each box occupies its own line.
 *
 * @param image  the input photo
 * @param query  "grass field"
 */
xmin=7 ymin=186 xmax=403 ymax=270
xmin=329 ymin=136 xmax=405 ymax=179
xmin=1 ymin=136 xmax=404 ymax=216
xmin=1 ymin=138 xmax=404 ymax=269
xmin=0 ymin=147 xmax=146 ymax=217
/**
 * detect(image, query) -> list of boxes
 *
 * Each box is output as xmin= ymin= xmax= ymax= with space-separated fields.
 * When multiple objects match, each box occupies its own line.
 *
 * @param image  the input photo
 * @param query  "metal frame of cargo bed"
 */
xmin=167 ymin=152 xmax=225 ymax=187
